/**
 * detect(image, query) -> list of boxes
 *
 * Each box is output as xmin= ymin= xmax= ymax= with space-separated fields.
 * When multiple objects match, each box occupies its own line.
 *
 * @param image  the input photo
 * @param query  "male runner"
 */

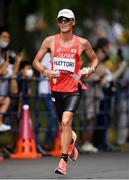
xmin=33 ymin=9 xmax=99 ymax=175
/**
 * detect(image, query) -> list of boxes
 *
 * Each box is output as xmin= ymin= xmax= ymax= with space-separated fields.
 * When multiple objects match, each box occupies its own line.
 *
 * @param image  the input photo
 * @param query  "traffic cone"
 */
xmin=10 ymin=104 xmax=41 ymax=159
xmin=48 ymin=126 xmax=62 ymax=156
xmin=0 ymin=155 xmax=4 ymax=161
xmin=0 ymin=157 xmax=4 ymax=161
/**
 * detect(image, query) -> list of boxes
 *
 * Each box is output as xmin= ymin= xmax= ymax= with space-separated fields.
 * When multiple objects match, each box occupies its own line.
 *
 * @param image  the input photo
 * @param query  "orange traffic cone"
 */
xmin=48 ymin=126 xmax=62 ymax=156
xmin=0 ymin=156 xmax=4 ymax=161
xmin=10 ymin=104 xmax=41 ymax=159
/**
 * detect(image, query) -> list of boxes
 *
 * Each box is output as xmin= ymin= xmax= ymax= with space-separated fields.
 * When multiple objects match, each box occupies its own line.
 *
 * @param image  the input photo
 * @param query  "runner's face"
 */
xmin=57 ymin=17 xmax=75 ymax=32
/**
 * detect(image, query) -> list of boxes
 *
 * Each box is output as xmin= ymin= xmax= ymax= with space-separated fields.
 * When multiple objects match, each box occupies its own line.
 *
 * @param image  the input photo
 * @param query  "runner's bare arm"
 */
xmin=84 ymin=39 xmax=99 ymax=71
xmin=79 ymin=38 xmax=99 ymax=77
xmin=32 ymin=37 xmax=52 ymax=77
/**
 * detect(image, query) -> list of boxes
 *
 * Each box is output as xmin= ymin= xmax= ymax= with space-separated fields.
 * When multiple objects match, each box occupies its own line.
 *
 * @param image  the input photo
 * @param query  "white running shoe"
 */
xmin=0 ymin=124 xmax=11 ymax=132
xmin=81 ymin=142 xmax=98 ymax=153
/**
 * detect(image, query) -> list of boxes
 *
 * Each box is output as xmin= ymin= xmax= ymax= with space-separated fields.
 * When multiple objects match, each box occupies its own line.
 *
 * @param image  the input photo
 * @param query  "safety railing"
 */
xmin=0 ymin=76 xmax=129 ymax=144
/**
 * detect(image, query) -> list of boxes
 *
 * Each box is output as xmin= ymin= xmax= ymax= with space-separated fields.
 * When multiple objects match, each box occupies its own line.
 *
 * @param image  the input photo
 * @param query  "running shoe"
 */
xmin=68 ymin=131 xmax=78 ymax=161
xmin=81 ymin=142 xmax=98 ymax=153
xmin=68 ymin=146 xmax=78 ymax=161
xmin=55 ymin=158 xmax=67 ymax=175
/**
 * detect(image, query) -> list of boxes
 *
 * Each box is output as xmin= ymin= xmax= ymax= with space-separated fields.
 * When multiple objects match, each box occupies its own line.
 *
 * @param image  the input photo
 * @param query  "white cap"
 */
xmin=57 ymin=9 xmax=75 ymax=19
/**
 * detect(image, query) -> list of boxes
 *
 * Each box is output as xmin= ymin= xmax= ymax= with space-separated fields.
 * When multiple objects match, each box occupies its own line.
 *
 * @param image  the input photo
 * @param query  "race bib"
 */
xmin=53 ymin=57 xmax=75 ymax=72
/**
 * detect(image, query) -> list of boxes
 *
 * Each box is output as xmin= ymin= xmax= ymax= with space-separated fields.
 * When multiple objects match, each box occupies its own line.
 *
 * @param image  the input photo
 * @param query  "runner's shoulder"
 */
xmin=44 ymin=35 xmax=55 ymax=44
xmin=42 ymin=35 xmax=55 ymax=49
xmin=79 ymin=36 xmax=90 ymax=46
xmin=76 ymin=35 xmax=91 ymax=49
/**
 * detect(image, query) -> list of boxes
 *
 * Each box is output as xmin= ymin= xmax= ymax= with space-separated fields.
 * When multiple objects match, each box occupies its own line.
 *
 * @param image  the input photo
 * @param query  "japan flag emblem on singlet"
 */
xmin=71 ymin=49 xmax=76 ymax=53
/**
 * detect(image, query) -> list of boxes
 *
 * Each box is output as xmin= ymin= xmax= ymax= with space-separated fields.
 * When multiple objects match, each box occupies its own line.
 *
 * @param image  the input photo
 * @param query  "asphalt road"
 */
xmin=0 ymin=152 xmax=129 ymax=179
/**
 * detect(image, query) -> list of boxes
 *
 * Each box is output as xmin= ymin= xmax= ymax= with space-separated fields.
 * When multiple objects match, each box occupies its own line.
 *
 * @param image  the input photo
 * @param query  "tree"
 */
xmin=6 ymin=0 xmax=129 ymax=60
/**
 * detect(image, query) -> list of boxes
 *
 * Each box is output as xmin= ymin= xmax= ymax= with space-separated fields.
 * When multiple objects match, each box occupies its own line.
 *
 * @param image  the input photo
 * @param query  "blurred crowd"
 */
xmin=81 ymin=17 xmax=129 ymax=152
xmin=0 ymin=16 xmax=129 ymax=158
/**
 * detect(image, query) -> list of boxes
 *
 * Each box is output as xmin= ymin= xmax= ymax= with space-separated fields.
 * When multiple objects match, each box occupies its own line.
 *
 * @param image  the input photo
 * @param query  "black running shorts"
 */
xmin=51 ymin=86 xmax=82 ymax=122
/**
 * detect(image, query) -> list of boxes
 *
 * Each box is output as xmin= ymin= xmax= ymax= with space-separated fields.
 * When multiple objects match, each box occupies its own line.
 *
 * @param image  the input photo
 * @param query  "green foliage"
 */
xmin=6 ymin=0 xmax=129 ymax=60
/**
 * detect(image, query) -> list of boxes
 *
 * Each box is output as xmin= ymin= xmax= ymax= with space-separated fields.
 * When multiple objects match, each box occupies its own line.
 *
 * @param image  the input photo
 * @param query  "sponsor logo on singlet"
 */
xmin=53 ymin=57 xmax=75 ymax=72
xmin=51 ymin=97 xmax=55 ymax=102
xmin=57 ymin=48 xmax=61 ymax=52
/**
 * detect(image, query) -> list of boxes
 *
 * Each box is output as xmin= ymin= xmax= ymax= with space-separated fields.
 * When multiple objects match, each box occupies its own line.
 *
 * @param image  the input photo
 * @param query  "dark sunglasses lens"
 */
xmin=58 ymin=17 xmax=71 ymax=23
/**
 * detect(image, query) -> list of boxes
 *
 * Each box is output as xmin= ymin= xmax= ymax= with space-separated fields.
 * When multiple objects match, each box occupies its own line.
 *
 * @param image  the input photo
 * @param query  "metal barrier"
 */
xmin=0 ymin=77 xmax=129 ymax=148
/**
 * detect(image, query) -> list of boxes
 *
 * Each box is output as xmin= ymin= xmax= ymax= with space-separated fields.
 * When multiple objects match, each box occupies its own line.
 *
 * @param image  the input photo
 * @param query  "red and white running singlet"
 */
xmin=50 ymin=34 xmax=83 ymax=92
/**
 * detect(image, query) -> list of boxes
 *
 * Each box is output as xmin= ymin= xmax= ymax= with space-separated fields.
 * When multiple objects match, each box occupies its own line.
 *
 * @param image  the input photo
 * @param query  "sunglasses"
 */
xmin=57 ymin=17 xmax=72 ymax=24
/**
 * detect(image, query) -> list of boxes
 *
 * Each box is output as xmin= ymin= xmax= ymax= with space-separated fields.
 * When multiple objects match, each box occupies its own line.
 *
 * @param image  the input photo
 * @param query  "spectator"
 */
xmin=104 ymin=47 xmax=128 ymax=146
xmin=116 ymin=65 xmax=129 ymax=145
xmin=38 ymin=52 xmax=58 ymax=151
xmin=81 ymin=38 xmax=113 ymax=152
xmin=0 ymin=27 xmax=11 ymax=132
xmin=81 ymin=78 xmax=99 ymax=153
xmin=0 ymin=97 xmax=11 ymax=132
xmin=92 ymin=37 xmax=116 ymax=151
xmin=11 ymin=60 xmax=33 ymax=111
xmin=0 ymin=27 xmax=23 ymax=132
xmin=9 ymin=60 xmax=33 ymax=151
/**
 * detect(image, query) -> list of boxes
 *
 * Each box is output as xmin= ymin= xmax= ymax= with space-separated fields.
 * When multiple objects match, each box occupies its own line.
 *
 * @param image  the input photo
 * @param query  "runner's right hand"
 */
xmin=43 ymin=69 xmax=60 ymax=79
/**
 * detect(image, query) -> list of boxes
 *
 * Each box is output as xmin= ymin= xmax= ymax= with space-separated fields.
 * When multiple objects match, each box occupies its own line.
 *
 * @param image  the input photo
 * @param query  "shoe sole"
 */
xmin=55 ymin=168 xmax=66 ymax=175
